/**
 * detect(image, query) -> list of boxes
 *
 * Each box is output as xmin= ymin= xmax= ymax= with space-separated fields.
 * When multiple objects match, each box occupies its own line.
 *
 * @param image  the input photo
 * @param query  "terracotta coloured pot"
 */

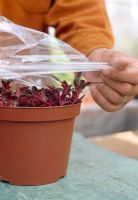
xmin=0 ymin=103 xmax=81 ymax=186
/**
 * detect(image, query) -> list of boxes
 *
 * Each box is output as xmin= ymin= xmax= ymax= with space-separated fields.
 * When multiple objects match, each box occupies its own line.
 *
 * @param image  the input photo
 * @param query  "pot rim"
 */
xmin=0 ymin=103 xmax=81 ymax=122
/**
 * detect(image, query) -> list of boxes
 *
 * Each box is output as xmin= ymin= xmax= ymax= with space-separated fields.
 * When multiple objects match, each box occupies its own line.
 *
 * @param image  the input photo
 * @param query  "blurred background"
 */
xmin=106 ymin=0 xmax=138 ymax=56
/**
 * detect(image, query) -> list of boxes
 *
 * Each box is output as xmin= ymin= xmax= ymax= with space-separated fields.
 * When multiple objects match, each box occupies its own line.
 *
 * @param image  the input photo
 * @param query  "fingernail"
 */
xmin=102 ymin=69 xmax=110 ymax=76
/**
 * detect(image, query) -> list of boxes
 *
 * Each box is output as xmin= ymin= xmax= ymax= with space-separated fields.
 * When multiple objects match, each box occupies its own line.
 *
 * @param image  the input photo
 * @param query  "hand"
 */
xmin=84 ymin=48 xmax=138 ymax=112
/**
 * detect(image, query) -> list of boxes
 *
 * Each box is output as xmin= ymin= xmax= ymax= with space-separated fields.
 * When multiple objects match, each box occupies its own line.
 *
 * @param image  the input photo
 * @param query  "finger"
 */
xmin=90 ymin=85 xmax=123 ymax=112
xmin=96 ymin=83 xmax=134 ymax=105
xmin=83 ymin=71 xmax=102 ymax=82
xmin=96 ymin=83 xmax=124 ymax=105
xmin=101 ymin=74 xmax=138 ymax=96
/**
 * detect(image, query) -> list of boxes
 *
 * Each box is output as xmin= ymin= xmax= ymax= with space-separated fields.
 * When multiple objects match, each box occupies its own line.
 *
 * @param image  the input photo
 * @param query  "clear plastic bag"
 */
xmin=0 ymin=16 xmax=108 ymax=87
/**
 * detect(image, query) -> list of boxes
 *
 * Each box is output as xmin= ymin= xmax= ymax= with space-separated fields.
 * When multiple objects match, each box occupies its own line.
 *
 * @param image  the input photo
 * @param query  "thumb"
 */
xmin=88 ymin=48 xmax=137 ymax=78
xmin=89 ymin=48 xmax=135 ymax=68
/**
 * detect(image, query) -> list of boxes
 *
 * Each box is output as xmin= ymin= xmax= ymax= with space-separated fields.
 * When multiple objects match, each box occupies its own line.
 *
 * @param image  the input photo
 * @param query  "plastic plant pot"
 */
xmin=0 ymin=103 xmax=81 ymax=186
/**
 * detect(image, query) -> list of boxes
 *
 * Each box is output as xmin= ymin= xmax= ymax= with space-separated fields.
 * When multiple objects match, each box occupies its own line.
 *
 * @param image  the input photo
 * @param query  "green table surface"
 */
xmin=0 ymin=134 xmax=138 ymax=200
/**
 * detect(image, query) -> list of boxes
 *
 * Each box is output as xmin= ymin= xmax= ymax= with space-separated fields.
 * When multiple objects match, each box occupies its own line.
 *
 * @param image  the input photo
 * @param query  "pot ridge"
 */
xmin=0 ymin=103 xmax=81 ymax=122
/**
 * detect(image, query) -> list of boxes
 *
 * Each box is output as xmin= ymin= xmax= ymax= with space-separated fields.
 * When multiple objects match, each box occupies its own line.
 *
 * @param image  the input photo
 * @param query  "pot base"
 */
xmin=0 ymin=175 xmax=66 ymax=186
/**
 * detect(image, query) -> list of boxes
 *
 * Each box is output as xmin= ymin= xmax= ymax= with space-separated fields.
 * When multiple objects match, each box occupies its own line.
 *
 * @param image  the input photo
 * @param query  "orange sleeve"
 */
xmin=45 ymin=0 xmax=114 ymax=56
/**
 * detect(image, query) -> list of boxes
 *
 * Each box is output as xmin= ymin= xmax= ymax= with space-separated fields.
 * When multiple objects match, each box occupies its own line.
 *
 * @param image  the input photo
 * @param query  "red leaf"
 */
xmin=0 ymin=78 xmax=87 ymax=107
